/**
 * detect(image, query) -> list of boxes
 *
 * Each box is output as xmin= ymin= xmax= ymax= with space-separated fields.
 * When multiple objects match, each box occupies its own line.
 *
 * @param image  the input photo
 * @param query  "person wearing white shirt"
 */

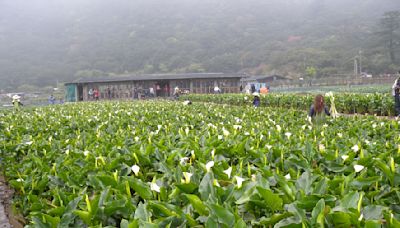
xmin=214 ymin=86 xmax=221 ymax=94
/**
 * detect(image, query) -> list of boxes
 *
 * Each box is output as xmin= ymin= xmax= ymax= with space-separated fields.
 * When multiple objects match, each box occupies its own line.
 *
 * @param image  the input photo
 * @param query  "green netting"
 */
xmin=65 ymin=84 xmax=76 ymax=102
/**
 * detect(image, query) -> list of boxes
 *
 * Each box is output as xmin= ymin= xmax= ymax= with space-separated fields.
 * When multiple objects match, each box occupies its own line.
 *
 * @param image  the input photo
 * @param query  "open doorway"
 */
xmin=77 ymin=84 xmax=84 ymax=101
xmin=155 ymin=80 xmax=170 ymax=97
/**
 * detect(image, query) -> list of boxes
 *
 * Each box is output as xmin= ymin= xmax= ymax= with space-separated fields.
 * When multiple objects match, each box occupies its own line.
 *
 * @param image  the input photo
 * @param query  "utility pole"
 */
xmin=359 ymin=50 xmax=362 ymax=75
xmin=354 ymin=58 xmax=358 ymax=76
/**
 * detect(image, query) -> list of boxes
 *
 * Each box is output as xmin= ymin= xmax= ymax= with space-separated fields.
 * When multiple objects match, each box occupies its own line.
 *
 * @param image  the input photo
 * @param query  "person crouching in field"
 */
xmin=392 ymin=73 xmax=400 ymax=116
xmin=309 ymin=94 xmax=330 ymax=119
xmin=253 ymin=93 xmax=260 ymax=107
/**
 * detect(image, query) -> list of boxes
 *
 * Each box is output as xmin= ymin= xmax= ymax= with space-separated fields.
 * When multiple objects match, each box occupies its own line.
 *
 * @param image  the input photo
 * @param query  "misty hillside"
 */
xmin=0 ymin=0 xmax=399 ymax=90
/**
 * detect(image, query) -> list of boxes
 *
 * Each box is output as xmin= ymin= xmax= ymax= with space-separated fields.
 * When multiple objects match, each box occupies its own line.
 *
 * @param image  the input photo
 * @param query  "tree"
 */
xmin=379 ymin=11 xmax=400 ymax=64
xmin=306 ymin=66 xmax=317 ymax=86
xmin=306 ymin=66 xmax=317 ymax=78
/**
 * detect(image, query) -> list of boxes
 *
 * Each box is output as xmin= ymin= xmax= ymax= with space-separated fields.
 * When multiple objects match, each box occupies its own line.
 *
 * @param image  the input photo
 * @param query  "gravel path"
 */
xmin=0 ymin=178 xmax=11 ymax=228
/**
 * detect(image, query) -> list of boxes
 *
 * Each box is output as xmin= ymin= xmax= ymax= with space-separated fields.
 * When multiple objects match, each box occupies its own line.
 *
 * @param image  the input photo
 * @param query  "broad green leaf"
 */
xmin=296 ymin=171 xmax=313 ymax=195
xmin=184 ymin=194 xmax=209 ymax=216
xmin=363 ymin=205 xmax=385 ymax=220
xmin=121 ymin=219 xmax=139 ymax=228
xmin=209 ymin=204 xmax=235 ymax=227
xmin=311 ymin=199 xmax=325 ymax=227
xmin=175 ymin=183 xmax=198 ymax=194
xmin=135 ymin=202 xmax=150 ymax=222
xmin=340 ymin=191 xmax=359 ymax=210
xmin=256 ymin=213 xmax=292 ymax=226
xmin=59 ymin=196 xmax=82 ymax=227
xmin=256 ymin=187 xmax=283 ymax=211
xmin=73 ymin=210 xmax=91 ymax=225
xmin=199 ymin=172 xmax=216 ymax=202
xmin=364 ymin=220 xmax=382 ymax=228
xmin=129 ymin=178 xmax=152 ymax=200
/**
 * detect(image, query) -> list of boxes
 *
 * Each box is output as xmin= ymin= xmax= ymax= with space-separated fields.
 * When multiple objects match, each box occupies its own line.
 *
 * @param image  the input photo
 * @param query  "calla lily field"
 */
xmin=1 ymin=100 xmax=400 ymax=227
xmin=180 ymin=93 xmax=395 ymax=116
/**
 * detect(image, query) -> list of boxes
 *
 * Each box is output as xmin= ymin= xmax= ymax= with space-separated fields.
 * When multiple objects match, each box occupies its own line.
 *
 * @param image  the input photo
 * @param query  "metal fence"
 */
xmin=269 ymin=75 xmax=397 ymax=89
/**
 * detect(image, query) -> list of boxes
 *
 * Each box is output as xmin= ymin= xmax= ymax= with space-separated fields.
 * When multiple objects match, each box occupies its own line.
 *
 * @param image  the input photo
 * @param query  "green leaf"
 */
xmin=73 ymin=210 xmax=91 ymax=225
xmin=148 ymin=201 xmax=178 ymax=218
xmin=256 ymin=187 xmax=283 ymax=211
xmin=209 ymin=204 xmax=235 ymax=227
xmin=199 ymin=172 xmax=216 ymax=202
xmin=42 ymin=214 xmax=60 ymax=228
xmin=184 ymin=194 xmax=209 ymax=216
xmin=32 ymin=216 xmax=51 ymax=228
xmin=363 ymin=205 xmax=385 ymax=220
xmin=175 ymin=183 xmax=198 ymax=194
xmin=296 ymin=171 xmax=313 ymax=195
xmin=129 ymin=178 xmax=152 ymax=200
xmin=59 ymin=196 xmax=82 ymax=227
xmin=340 ymin=191 xmax=359 ymax=210
xmin=96 ymin=175 xmax=118 ymax=188
xmin=364 ymin=220 xmax=382 ymax=228
xmin=121 ymin=219 xmax=139 ymax=228
xmin=349 ymin=176 xmax=381 ymax=190
xmin=311 ymin=199 xmax=325 ymax=227
xmin=256 ymin=213 xmax=292 ymax=226
xmin=135 ymin=202 xmax=150 ymax=222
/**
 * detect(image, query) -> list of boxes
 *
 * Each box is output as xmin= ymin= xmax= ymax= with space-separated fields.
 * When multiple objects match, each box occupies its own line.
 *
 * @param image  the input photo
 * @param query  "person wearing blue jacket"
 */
xmin=253 ymin=93 xmax=260 ymax=107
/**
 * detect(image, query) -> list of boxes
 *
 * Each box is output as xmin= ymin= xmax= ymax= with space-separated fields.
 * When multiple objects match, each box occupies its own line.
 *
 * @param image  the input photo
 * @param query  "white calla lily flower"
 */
xmin=131 ymin=165 xmax=140 ymax=176
xmin=235 ymin=176 xmax=245 ymax=188
xmin=83 ymin=150 xmax=90 ymax=156
xmin=222 ymin=128 xmax=230 ymax=136
xmin=150 ymin=182 xmax=161 ymax=193
xmin=183 ymin=172 xmax=193 ymax=184
xmin=206 ymin=161 xmax=215 ymax=172
xmin=354 ymin=165 xmax=365 ymax=173
xmin=233 ymin=125 xmax=242 ymax=130
xmin=285 ymin=132 xmax=292 ymax=138
xmin=352 ymin=145 xmax=359 ymax=152
xmin=341 ymin=155 xmax=349 ymax=161
xmin=284 ymin=173 xmax=291 ymax=180
xmin=223 ymin=167 xmax=232 ymax=178
xmin=180 ymin=157 xmax=189 ymax=165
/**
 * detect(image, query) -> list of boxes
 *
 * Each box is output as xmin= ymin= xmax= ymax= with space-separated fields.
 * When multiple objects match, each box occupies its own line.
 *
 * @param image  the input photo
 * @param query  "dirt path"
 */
xmin=0 ymin=176 xmax=11 ymax=228
xmin=0 ymin=176 xmax=23 ymax=228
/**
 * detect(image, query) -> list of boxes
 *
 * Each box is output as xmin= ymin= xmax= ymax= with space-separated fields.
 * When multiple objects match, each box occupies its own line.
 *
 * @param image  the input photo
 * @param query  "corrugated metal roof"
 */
xmin=241 ymin=75 xmax=288 ymax=82
xmin=65 ymin=73 xmax=245 ymax=85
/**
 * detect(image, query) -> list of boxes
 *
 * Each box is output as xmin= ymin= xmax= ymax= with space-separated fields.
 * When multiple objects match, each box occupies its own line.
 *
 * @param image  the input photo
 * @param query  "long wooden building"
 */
xmin=64 ymin=73 xmax=244 ymax=102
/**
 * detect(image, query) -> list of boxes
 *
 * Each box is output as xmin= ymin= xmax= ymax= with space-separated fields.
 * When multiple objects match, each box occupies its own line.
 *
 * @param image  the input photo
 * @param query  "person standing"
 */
xmin=107 ymin=87 xmax=111 ymax=99
xmin=214 ymin=86 xmax=221 ymax=94
xmin=173 ymin=86 xmax=180 ymax=99
xmin=88 ymin=88 xmax=94 ymax=100
xmin=49 ymin=94 xmax=56 ymax=105
xmin=12 ymin=95 xmax=23 ymax=108
xmin=93 ymin=88 xmax=99 ymax=101
xmin=392 ymin=72 xmax=400 ymax=116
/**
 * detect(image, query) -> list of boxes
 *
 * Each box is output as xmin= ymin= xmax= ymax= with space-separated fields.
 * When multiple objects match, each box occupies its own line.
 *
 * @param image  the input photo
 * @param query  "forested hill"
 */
xmin=0 ymin=0 xmax=399 ymax=90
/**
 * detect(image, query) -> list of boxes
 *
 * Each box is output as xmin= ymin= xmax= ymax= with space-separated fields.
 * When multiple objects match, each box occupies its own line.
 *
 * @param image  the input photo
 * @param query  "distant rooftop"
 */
xmin=241 ymin=75 xmax=289 ymax=82
xmin=65 ymin=73 xmax=245 ymax=85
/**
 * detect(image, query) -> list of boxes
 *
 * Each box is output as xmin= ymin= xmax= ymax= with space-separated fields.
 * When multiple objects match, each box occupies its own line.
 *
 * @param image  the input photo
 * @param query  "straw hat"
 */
xmin=12 ymin=95 xmax=21 ymax=100
xmin=252 ymin=92 xmax=260 ymax=97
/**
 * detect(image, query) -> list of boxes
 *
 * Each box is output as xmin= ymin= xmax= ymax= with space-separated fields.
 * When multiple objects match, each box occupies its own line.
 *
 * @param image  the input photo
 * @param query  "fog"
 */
xmin=0 ymin=0 xmax=399 ymax=90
